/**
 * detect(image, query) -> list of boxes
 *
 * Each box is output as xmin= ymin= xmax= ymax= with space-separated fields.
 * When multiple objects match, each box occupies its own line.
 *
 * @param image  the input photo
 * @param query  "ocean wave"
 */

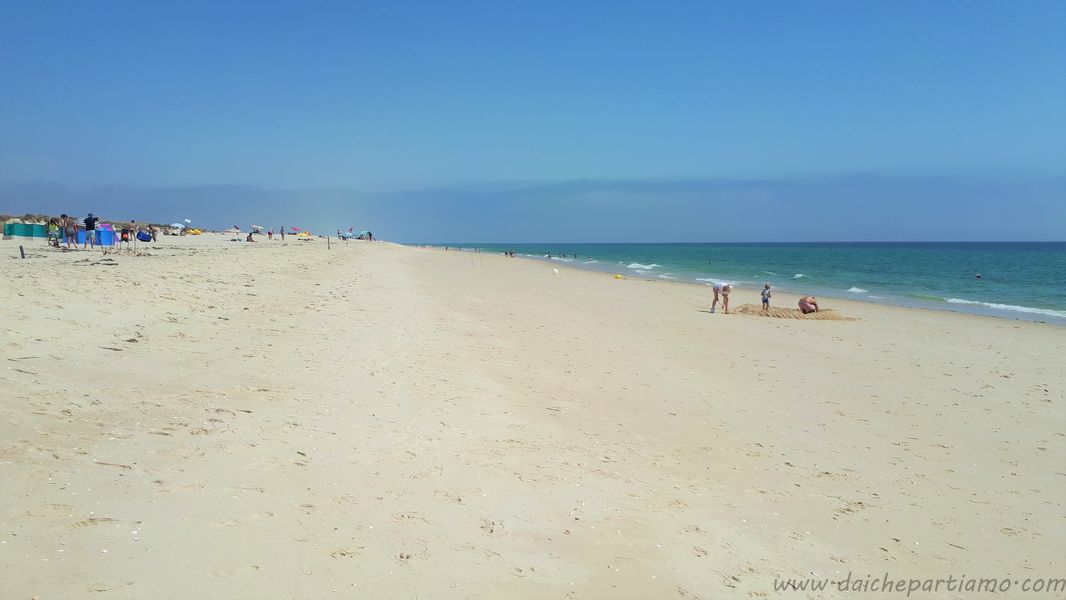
xmin=944 ymin=298 xmax=1066 ymax=319
xmin=695 ymin=278 xmax=716 ymax=283
xmin=762 ymin=271 xmax=778 ymax=275
xmin=627 ymin=262 xmax=660 ymax=270
xmin=846 ymin=287 xmax=868 ymax=293
xmin=657 ymin=274 xmax=677 ymax=280
xmin=583 ymin=260 xmax=599 ymax=264
xmin=792 ymin=273 xmax=807 ymax=279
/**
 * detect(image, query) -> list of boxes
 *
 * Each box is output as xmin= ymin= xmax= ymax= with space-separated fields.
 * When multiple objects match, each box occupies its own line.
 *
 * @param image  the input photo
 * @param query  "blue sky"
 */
xmin=1 ymin=1 xmax=1064 ymax=240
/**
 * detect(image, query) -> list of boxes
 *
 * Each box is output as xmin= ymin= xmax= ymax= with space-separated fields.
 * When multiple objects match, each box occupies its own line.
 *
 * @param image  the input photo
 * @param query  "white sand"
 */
xmin=1 ymin=235 xmax=1063 ymax=598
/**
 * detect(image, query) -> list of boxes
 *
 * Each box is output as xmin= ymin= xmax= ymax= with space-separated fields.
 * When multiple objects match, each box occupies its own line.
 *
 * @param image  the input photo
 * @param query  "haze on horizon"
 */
xmin=1 ymin=1 xmax=1064 ymax=241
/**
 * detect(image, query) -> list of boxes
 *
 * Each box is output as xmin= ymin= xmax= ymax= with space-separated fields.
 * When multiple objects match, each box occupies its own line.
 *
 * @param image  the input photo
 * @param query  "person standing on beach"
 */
xmin=761 ymin=284 xmax=772 ymax=311
xmin=82 ymin=213 xmax=99 ymax=250
xmin=61 ymin=214 xmax=78 ymax=249
xmin=711 ymin=282 xmax=732 ymax=314
xmin=280 ymin=227 xmax=285 ymax=241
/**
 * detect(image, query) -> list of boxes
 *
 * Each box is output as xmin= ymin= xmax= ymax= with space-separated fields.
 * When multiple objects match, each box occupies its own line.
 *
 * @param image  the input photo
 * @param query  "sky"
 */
xmin=1 ymin=0 xmax=1064 ymax=240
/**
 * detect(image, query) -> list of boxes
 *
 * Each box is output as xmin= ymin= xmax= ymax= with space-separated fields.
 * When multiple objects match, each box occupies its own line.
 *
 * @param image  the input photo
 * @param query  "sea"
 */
xmin=421 ymin=242 xmax=1066 ymax=324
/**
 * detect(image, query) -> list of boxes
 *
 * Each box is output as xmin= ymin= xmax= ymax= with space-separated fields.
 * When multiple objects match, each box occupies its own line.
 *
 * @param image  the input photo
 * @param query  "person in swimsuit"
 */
xmin=761 ymin=284 xmax=772 ymax=311
xmin=798 ymin=295 xmax=819 ymax=314
xmin=61 ymin=214 xmax=78 ymax=249
xmin=711 ymin=282 xmax=732 ymax=314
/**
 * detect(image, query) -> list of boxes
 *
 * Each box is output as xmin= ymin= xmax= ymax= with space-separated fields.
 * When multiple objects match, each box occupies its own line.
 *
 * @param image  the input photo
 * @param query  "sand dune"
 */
xmin=1 ymin=236 xmax=1063 ymax=599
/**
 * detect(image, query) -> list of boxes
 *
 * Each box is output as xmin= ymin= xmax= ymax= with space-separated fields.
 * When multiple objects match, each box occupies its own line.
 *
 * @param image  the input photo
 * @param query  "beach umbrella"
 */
xmin=170 ymin=223 xmax=185 ymax=229
xmin=184 ymin=219 xmax=192 ymax=224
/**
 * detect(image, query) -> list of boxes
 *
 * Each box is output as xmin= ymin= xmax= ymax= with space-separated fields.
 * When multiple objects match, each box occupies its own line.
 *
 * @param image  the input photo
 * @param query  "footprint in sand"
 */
xmin=330 ymin=547 xmax=363 ymax=559
xmin=211 ymin=564 xmax=261 ymax=577
xmin=212 ymin=512 xmax=275 ymax=528
xmin=479 ymin=519 xmax=507 ymax=537
xmin=71 ymin=517 xmax=118 ymax=529
xmin=25 ymin=503 xmax=76 ymax=517
xmin=392 ymin=512 xmax=431 ymax=524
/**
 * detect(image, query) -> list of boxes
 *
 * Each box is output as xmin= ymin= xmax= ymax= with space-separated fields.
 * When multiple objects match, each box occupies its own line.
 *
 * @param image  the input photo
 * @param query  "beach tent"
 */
xmin=170 ymin=223 xmax=185 ymax=229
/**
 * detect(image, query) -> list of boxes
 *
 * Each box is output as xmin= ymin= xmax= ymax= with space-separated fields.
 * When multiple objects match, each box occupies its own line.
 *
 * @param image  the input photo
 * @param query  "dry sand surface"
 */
xmin=1 ymin=235 xmax=1064 ymax=599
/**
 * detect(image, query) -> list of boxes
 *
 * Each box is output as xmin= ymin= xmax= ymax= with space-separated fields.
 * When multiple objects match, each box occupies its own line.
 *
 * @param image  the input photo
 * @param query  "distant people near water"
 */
xmin=761 ymin=284 xmax=772 ymax=310
xmin=246 ymin=232 xmax=255 ymax=242
xmin=798 ymin=295 xmax=819 ymax=314
xmin=711 ymin=282 xmax=732 ymax=314
xmin=82 ymin=213 xmax=99 ymax=250
xmin=976 ymin=273 xmax=982 ymax=279
xmin=367 ymin=231 xmax=373 ymax=241
xmin=149 ymin=224 xmax=158 ymax=242
xmin=268 ymin=228 xmax=274 ymax=240
xmin=280 ymin=227 xmax=285 ymax=241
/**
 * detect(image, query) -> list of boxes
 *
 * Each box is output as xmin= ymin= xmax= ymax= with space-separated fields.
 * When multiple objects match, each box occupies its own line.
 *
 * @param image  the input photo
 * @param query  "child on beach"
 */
xmin=761 ymin=284 xmax=772 ymax=310
xmin=47 ymin=218 xmax=60 ymax=247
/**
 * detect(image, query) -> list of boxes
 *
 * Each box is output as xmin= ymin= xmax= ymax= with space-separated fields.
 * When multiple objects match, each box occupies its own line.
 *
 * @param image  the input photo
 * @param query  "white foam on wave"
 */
xmin=695 ymin=278 xmax=716 ymax=283
xmin=847 ymin=287 xmax=868 ymax=293
xmin=552 ymin=257 xmax=575 ymax=262
xmin=945 ymin=298 xmax=1066 ymax=319
xmin=762 ymin=271 xmax=778 ymax=275
xmin=792 ymin=273 xmax=807 ymax=279
xmin=627 ymin=262 xmax=660 ymax=270
xmin=658 ymin=274 xmax=677 ymax=280
xmin=583 ymin=260 xmax=599 ymax=264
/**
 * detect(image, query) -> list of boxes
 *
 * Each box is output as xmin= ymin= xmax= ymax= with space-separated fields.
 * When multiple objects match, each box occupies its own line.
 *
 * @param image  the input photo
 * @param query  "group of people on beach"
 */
xmin=710 ymin=282 xmax=819 ymax=315
xmin=48 ymin=213 xmax=153 ymax=251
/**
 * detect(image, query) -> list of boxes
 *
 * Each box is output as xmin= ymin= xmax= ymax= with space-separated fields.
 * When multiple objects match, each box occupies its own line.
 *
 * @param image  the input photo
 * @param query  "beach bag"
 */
xmin=136 ymin=231 xmax=152 ymax=242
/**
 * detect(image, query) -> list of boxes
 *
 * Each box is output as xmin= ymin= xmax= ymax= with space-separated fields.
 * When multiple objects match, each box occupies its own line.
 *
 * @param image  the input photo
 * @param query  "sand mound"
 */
xmin=732 ymin=304 xmax=856 ymax=321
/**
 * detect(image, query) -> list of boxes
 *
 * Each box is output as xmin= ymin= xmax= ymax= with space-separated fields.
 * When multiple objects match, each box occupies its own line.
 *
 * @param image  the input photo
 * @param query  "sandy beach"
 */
xmin=1 ymin=235 xmax=1063 ymax=599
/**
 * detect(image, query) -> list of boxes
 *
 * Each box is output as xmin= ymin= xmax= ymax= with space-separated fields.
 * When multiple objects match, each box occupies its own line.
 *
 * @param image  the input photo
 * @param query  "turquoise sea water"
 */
xmin=423 ymin=243 xmax=1066 ymax=324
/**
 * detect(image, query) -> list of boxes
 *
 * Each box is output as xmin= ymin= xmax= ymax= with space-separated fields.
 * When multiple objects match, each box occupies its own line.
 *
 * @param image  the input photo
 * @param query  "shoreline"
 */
xmin=413 ymin=243 xmax=1066 ymax=325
